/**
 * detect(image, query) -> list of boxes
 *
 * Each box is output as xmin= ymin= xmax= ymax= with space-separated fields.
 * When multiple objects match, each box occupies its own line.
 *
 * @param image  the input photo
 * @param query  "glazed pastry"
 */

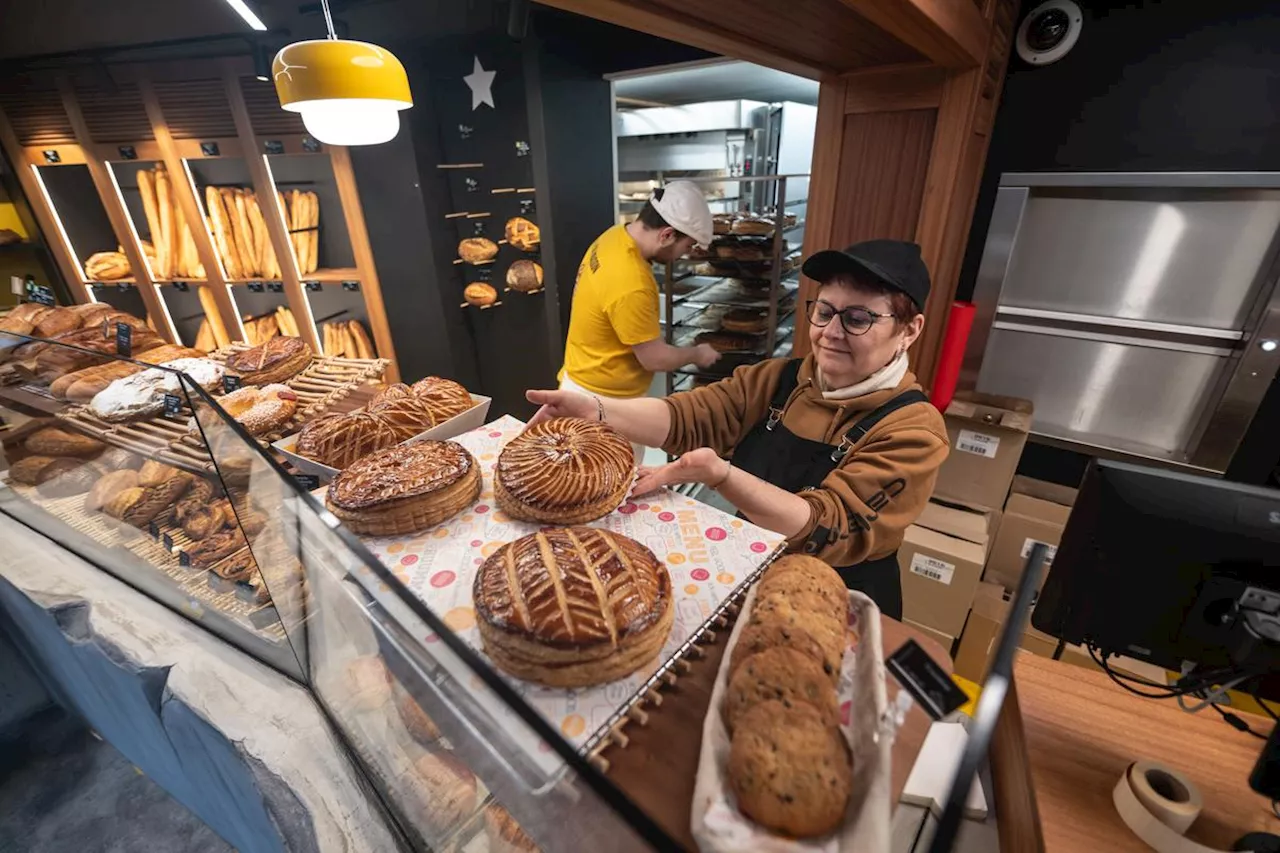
xmin=728 ymin=699 xmax=852 ymax=838
xmin=712 ymin=214 xmax=735 ymax=235
xmin=695 ymin=331 xmax=760 ymax=353
xmin=464 ymin=282 xmax=498 ymax=306
xmin=504 ymin=216 xmax=540 ymax=252
xmin=182 ymin=504 xmax=229 ymax=540
xmin=174 ymin=477 xmax=216 ymax=523
xmin=103 ymin=486 xmax=145 ymax=520
xmin=123 ymin=472 xmax=193 ymax=527
xmin=730 ymin=215 xmax=776 ymax=236
xmin=325 ymin=440 xmax=481 ymax=536
xmin=186 ymin=527 xmax=248 ymax=569
xmin=217 ymin=383 xmax=298 ymax=436
xmin=495 ymin=417 xmax=634 ymax=525
xmin=505 ymin=259 xmax=543 ymax=293
xmin=412 ymin=752 xmax=478 ymax=832
xmin=473 ymin=527 xmax=673 ymax=688
xmin=296 ymin=411 xmax=406 ymax=470
xmin=366 ymin=388 xmax=438 ymax=439
xmin=210 ymin=548 xmax=256 ymax=581
xmin=458 ymin=237 xmax=499 ymax=264
xmin=36 ymin=460 xmax=99 ymax=499
xmin=85 ymin=469 xmax=140 ymax=512
xmin=7 ymin=455 xmax=60 ymax=486
xmin=720 ymin=307 xmax=769 ymax=335
xmin=484 ymin=804 xmax=540 ymax=853
xmin=25 ymin=427 xmax=105 ymax=458
xmin=392 ymin=679 xmax=442 ymax=746
xmin=225 ymin=337 xmax=312 ymax=386
xmin=368 ymin=383 xmax=412 ymax=408
xmin=409 ymin=376 xmax=473 ymax=421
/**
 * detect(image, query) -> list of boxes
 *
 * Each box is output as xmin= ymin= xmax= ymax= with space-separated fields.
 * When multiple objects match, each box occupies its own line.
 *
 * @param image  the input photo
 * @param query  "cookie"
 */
xmin=728 ymin=699 xmax=852 ymax=838
xmin=758 ymin=569 xmax=847 ymax=619
xmin=753 ymin=586 xmax=845 ymax=626
xmin=749 ymin=594 xmax=847 ymax=671
xmin=729 ymin=621 xmax=838 ymax=685
xmin=723 ymin=647 xmax=839 ymax=733
xmin=761 ymin=554 xmax=846 ymax=600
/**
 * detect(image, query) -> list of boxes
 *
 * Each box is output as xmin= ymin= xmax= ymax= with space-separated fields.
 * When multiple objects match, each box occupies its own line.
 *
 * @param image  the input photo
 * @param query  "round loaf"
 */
xmin=85 ymin=470 xmax=140 ymax=513
xmin=225 ymin=337 xmax=311 ymax=385
xmin=505 ymin=259 xmax=543 ymax=293
xmin=464 ymin=282 xmax=498 ymax=306
xmin=95 ymin=447 xmax=144 ymax=472
xmin=474 ymin=527 xmax=673 ymax=688
xmin=728 ymin=699 xmax=852 ymax=838
xmin=25 ymin=426 xmax=105 ymax=458
xmin=8 ymin=455 xmax=60 ymax=486
xmin=138 ymin=460 xmax=180 ymax=488
xmin=458 ymin=237 xmax=499 ymax=264
xmin=495 ymin=417 xmax=634 ymax=524
xmin=723 ymin=646 xmax=840 ymax=733
xmin=730 ymin=216 xmax=776 ymax=236
xmin=325 ymin=440 xmax=481 ymax=535
xmin=720 ymin=307 xmax=769 ymax=335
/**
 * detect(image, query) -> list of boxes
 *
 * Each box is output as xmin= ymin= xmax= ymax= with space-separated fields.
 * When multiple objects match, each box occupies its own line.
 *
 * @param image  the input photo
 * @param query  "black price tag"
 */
xmin=116 ymin=282 xmax=132 ymax=292
xmin=301 ymin=136 xmax=321 ymax=153
xmin=163 ymin=393 xmax=182 ymax=417
xmin=27 ymin=284 xmax=56 ymax=307
xmin=474 ymin=266 xmax=492 ymax=281
xmin=223 ymin=375 xmax=242 ymax=394
xmin=115 ymin=322 xmax=132 ymax=358
xmin=465 ymin=177 xmax=478 ymax=193
xmin=117 ymin=145 xmax=137 ymax=160
xmin=264 ymin=140 xmax=285 ymax=155
xmin=172 ymin=281 xmax=189 ymax=292
xmin=515 ymin=140 xmax=531 ymax=157
xmin=248 ymin=281 xmax=265 ymax=293
xmin=269 ymin=281 xmax=286 ymax=293
xmin=162 ymin=532 xmax=174 ymax=551
xmin=148 ymin=520 xmax=159 ymax=539
xmin=200 ymin=141 xmax=220 ymax=157
xmin=304 ymin=281 xmax=321 ymax=292
xmin=885 ymin=639 xmax=968 ymax=721
xmin=341 ymin=280 xmax=360 ymax=291
xmin=179 ymin=550 xmax=191 ymax=568
xmin=293 ymin=473 xmax=320 ymax=491
xmin=519 ymin=198 xmax=535 ymax=216
xmin=42 ymin=149 xmax=60 ymax=163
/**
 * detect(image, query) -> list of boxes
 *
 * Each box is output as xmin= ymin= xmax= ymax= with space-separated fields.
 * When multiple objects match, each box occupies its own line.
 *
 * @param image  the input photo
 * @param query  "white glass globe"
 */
xmin=289 ymin=99 xmax=406 ymax=146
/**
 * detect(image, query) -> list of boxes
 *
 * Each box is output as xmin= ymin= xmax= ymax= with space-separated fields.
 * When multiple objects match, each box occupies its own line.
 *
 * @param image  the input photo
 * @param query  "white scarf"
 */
xmin=818 ymin=351 xmax=909 ymax=401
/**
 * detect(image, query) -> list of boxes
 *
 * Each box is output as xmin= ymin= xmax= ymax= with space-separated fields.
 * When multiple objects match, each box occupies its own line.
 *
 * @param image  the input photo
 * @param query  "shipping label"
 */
xmin=910 ymin=553 xmax=955 ymax=585
xmin=956 ymin=429 xmax=1000 ymax=458
xmin=1020 ymin=538 xmax=1058 ymax=565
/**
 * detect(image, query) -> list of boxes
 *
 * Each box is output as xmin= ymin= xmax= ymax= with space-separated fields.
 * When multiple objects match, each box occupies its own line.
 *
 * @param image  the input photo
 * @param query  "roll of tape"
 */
xmin=1113 ymin=761 xmax=1233 ymax=853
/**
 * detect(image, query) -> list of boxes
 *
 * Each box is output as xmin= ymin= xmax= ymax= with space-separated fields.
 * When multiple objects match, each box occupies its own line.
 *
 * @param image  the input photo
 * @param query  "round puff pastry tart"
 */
xmin=474 ymin=527 xmax=673 ymax=688
xmin=495 ymin=417 xmax=635 ymax=524
xmin=325 ymin=440 xmax=481 ymax=536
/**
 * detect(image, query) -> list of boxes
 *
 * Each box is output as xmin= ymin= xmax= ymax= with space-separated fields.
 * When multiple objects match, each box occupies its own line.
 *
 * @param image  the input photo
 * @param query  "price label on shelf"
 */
xmin=293 ymin=473 xmax=320 ymax=491
xmin=162 ymin=532 xmax=174 ymax=551
xmin=115 ymin=322 xmax=132 ymax=358
xmin=178 ymin=550 xmax=191 ymax=568
xmin=163 ymin=394 xmax=182 ymax=418
xmin=223 ymin=375 xmax=242 ymax=394
xmin=955 ymin=429 xmax=999 ymax=458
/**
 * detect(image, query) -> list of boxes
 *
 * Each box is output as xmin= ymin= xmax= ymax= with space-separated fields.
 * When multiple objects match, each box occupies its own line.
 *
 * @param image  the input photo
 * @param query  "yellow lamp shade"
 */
xmin=272 ymin=39 xmax=412 ymax=146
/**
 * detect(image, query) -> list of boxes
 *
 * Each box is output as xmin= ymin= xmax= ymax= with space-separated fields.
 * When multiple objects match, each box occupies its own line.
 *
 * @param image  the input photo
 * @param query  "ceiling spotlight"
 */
xmin=253 ymin=42 xmax=271 ymax=82
xmin=223 ymin=0 xmax=267 ymax=31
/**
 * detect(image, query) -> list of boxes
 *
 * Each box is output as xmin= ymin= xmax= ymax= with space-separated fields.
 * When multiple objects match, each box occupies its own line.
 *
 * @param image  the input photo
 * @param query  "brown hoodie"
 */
xmin=663 ymin=354 xmax=949 ymax=566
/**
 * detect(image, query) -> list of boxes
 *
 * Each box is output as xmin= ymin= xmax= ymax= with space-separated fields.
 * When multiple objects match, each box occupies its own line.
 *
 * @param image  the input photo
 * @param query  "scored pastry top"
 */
xmin=328 ymin=440 xmax=475 ymax=509
xmin=226 ymin=336 xmax=311 ymax=373
xmin=410 ymin=376 xmax=473 ymax=420
xmin=496 ymin=417 xmax=634 ymax=510
xmin=474 ymin=527 xmax=670 ymax=648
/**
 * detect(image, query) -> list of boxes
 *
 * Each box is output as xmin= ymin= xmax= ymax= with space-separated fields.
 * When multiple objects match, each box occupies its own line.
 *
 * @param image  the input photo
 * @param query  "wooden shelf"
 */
xmin=86 ymin=277 xmax=137 ymax=285
xmin=304 ymin=267 xmax=360 ymax=283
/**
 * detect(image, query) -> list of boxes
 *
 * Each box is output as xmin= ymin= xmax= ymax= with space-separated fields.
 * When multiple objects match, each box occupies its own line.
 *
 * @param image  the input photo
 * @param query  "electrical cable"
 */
xmin=1210 ymin=702 xmax=1267 ymax=739
xmin=1177 ymin=674 xmax=1253 ymax=714
xmin=1087 ymin=644 xmax=1250 ymax=700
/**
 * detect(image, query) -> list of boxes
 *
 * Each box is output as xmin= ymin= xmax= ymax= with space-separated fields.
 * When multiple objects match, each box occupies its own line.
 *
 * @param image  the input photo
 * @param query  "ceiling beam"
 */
xmin=533 ymin=0 xmax=831 ymax=80
xmin=837 ymin=0 xmax=988 ymax=68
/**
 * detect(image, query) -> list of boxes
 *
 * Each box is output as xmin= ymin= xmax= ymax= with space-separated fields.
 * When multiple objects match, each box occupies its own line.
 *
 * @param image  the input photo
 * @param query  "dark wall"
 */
xmin=959 ymin=0 xmax=1280 ymax=486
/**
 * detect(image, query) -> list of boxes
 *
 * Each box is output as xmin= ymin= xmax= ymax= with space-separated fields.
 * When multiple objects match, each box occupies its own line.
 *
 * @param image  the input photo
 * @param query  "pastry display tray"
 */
xmin=273 ymin=395 xmax=492 ymax=480
xmin=348 ymin=416 xmax=787 ymax=767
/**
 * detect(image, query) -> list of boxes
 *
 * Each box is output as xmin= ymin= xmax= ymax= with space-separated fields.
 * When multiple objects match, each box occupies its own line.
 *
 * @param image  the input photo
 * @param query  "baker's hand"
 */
xmin=632 ymin=447 xmax=730 ymax=497
xmin=692 ymin=343 xmax=721 ymax=370
xmin=526 ymin=389 xmax=596 ymax=425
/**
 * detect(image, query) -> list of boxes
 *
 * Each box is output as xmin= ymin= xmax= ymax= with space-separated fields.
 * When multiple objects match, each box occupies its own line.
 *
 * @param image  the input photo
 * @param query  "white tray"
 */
xmin=692 ymin=587 xmax=891 ymax=852
xmin=273 ymin=394 xmax=491 ymax=479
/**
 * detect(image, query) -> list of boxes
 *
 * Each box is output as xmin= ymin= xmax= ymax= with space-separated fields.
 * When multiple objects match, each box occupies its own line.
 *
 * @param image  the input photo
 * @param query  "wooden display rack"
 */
xmin=0 ymin=59 xmax=402 ymax=382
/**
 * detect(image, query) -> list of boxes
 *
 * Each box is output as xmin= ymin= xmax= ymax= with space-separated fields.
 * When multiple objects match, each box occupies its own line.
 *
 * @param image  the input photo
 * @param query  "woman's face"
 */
xmin=807 ymin=279 xmax=923 ymax=388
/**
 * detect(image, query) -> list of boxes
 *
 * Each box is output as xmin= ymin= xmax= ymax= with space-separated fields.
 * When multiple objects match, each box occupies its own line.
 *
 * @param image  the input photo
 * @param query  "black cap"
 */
xmin=801 ymin=239 xmax=931 ymax=311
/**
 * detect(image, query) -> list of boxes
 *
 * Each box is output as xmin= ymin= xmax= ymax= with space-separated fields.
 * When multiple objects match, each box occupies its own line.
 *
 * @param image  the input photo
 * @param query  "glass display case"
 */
xmin=0 ymin=329 xmax=684 ymax=851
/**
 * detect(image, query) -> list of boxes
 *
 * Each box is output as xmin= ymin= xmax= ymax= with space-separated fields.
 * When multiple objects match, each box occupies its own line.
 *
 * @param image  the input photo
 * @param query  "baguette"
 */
xmin=225 ymin=189 xmax=254 ymax=277
xmin=137 ymin=168 xmax=164 ymax=278
xmin=349 ymin=320 xmax=374 ymax=359
xmin=291 ymin=189 xmax=305 ymax=273
xmin=245 ymin=193 xmax=270 ymax=278
xmin=306 ymin=191 xmax=319 ymax=274
xmin=196 ymin=287 xmax=229 ymax=349
xmin=206 ymin=186 xmax=240 ymax=279
xmin=234 ymin=189 xmax=259 ymax=277
xmin=172 ymin=195 xmax=189 ymax=278
xmin=156 ymin=166 xmax=174 ymax=279
xmin=195 ymin=319 xmax=216 ymax=353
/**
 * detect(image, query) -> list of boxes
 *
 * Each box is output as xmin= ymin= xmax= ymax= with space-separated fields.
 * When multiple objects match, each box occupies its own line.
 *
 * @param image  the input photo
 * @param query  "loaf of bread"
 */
xmin=51 ymin=344 xmax=203 ymax=400
xmin=458 ymin=237 xmax=499 ymax=264
xmin=464 ymin=282 xmax=498 ymax=306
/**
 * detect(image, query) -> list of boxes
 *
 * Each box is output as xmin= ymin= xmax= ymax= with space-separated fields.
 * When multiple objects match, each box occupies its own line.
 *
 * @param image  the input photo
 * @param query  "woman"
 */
xmin=527 ymin=239 xmax=949 ymax=618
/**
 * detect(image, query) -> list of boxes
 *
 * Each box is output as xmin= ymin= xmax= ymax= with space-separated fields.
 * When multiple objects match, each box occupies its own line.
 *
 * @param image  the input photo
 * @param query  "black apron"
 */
xmin=731 ymin=359 xmax=927 ymax=620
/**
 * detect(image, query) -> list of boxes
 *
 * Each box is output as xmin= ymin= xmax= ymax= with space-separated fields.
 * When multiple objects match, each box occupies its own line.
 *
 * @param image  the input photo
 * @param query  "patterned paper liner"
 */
xmin=356 ymin=415 xmax=788 ymax=754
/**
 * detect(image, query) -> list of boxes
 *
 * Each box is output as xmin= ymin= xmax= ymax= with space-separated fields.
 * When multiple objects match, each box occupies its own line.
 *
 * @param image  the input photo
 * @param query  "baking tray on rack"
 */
xmin=683 ymin=277 xmax=798 ymax=309
xmin=349 ymin=415 xmax=787 ymax=767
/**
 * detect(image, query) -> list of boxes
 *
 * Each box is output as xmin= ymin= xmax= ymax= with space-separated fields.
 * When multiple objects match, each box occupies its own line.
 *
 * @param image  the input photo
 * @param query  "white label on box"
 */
xmin=910 ymin=553 xmax=956 ymax=585
xmin=956 ymin=429 xmax=1000 ymax=458
xmin=1020 ymin=538 xmax=1058 ymax=565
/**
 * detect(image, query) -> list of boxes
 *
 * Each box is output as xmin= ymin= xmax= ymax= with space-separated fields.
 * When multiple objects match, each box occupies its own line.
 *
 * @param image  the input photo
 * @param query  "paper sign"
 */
xmin=910 ymin=553 xmax=955 ymax=585
xmin=956 ymin=429 xmax=999 ymax=458
xmin=1020 ymin=538 xmax=1058 ymax=565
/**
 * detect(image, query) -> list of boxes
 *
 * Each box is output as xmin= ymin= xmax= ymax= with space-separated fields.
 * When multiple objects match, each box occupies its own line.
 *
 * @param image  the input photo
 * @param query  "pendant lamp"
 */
xmin=272 ymin=0 xmax=412 ymax=146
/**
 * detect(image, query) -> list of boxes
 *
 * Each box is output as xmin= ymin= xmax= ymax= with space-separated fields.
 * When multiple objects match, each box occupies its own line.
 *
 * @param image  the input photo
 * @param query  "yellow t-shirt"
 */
xmin=559 ymin=225 xmax=660 ymax=398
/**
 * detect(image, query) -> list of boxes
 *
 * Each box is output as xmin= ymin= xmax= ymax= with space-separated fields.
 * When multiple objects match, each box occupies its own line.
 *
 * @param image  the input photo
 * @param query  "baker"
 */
xmin=527 ymin=239 xmax=949 ymax=618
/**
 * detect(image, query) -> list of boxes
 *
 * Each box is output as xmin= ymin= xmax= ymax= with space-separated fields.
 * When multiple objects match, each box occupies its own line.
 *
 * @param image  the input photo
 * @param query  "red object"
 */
xmin=930 ymin=301 xmax=976 ymax=413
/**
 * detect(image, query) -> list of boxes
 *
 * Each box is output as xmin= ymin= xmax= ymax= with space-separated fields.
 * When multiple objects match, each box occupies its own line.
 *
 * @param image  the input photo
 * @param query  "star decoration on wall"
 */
xmin=463 ymin=57 xmax=495 ymax=111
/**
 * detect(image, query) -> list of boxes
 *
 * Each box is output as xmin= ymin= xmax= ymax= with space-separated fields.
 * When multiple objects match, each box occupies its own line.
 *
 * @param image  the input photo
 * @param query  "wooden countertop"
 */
xmin=601 ymin=614 xmax=950 ymax=849
xmin=1011 ymin=653 xmax=1280 ymax=851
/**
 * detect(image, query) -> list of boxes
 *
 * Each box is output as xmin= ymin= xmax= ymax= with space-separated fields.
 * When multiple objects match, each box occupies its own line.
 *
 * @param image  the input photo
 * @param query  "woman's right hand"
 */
xmin=526 ymin=389 xmax=597 ymax=425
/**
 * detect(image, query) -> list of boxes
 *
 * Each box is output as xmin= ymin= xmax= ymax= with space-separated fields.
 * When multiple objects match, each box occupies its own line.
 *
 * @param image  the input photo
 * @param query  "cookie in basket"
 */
xmin=749 ymin=596 xmax=847 ymax=676
xmin=761 ymin=554 xmax=846 ymax=602
xmin=758 ymin=570 xmax=848 ymax=621
xmin=753 ymin=585 xmax=845 ymax=627
xmin=729 ymin=621 xmax=838 ymax=685
xmin=723 ymin=646 xmax=840 ymax=733
xmin=729 ymin=699 xmax=853 ymax=838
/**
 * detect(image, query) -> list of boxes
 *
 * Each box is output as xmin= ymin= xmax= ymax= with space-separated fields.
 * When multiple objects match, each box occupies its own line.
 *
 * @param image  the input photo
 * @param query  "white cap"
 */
xmin=650 ymin=181 xmax=713 ymax=248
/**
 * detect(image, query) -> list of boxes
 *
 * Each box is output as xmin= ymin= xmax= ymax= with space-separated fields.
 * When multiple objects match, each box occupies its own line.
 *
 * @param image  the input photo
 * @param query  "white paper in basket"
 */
xmin=692 ymin=587 xmax=892 ymax=853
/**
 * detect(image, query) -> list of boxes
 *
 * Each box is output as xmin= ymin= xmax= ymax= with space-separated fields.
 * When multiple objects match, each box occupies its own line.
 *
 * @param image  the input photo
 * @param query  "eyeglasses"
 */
xmin=806 ymin=299 xmax=893 ymax=336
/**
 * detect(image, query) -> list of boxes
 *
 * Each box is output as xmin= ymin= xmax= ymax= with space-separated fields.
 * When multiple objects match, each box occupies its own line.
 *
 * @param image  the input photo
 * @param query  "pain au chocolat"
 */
xmin=325 ymin=440 xmax=481 ymax=536
xmin=474 ymin=527 xmax=673 ymax=688
xmin=495 ymin=417 xmax=634 ymax=524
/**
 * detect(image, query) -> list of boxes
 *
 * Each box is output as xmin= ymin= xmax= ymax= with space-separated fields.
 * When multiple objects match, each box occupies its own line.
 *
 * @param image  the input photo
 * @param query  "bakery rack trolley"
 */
xmin=658 ymin=173 xmax=808 ymax=397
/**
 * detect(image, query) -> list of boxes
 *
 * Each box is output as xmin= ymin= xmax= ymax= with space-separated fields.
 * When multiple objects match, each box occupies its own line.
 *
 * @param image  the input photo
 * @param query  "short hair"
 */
xmin=635 ymin=188 xmax=690 ymax=239
xmin=820 ymin=272 xmax=921 ymax=327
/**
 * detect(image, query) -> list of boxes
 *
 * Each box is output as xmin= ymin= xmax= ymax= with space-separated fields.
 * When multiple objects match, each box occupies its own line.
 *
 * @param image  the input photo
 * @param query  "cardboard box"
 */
xmin=984 ymin=476 xmax=1077 ymax=592
xmin=904 ymin=619 xmax=956 ymax=657
xmin=899 ymin=500 xmax=999 ymax=637
xmin=934 ymin=391 xmax=1034 ymax=511
xmin=953 ymin=581 xmax=1061 ymax=681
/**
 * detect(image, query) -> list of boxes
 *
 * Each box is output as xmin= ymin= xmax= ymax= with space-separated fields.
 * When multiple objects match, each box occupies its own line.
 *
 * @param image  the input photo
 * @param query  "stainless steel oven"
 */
xmin=963 ymin=172 xmax=1280 ymax=474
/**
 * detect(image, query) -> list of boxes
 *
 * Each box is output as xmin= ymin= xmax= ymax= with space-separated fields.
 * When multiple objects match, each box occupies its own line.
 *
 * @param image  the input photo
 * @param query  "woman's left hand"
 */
xmin=632 ymin=447 xmax=729 ymax=497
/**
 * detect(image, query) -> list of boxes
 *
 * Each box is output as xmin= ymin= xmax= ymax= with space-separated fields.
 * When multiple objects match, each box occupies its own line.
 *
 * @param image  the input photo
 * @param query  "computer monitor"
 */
xmin=1032 ymin=459 xmax=1280 ymax=686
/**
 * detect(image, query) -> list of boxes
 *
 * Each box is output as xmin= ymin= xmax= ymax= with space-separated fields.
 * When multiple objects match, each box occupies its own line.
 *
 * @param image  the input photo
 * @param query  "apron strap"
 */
xmin=829 ymin=389 xmax=930 ymax=463
xmin=763 ymin=358 xmax=803 ymax=431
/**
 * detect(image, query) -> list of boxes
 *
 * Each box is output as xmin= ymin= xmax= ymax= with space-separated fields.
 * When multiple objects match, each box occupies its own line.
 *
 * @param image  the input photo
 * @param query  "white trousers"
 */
xmin=558 ymin=373 xmax=648 ymax=466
